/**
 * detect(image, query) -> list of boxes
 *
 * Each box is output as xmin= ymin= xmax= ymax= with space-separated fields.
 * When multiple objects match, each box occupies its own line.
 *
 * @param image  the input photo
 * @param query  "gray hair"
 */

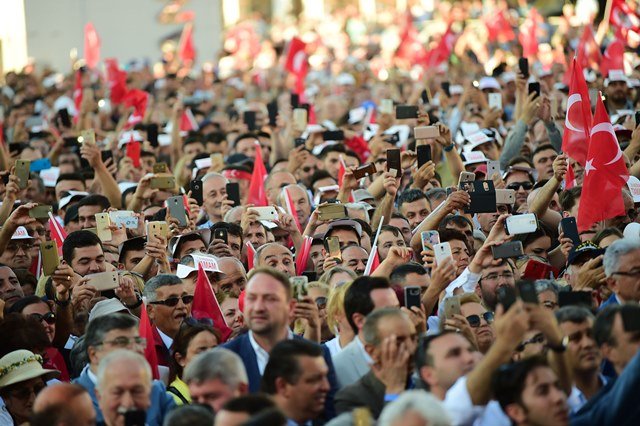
xmin=202 ymin=172 xmax=228 ymax=184
xmin=143 ymin=274 xmax=183 ymax=302
xmin=378 ymin=390 xmax=452 ymax=426
xmin=555 ymin=305 xmax=594 ymax=325
xmin=318 ymin=266 xmax=357 ymax=286
xmin=162 ymin=404 xmax=214 ymax=426
xmin=603 ymin=239 xmax=640 ymax=277
xmin=362 ymin=308 xmax=407 ymax=346
xmin=183 ymin=348 xmax=248 ymax=389
xmin=84 ymin=313 xmax=138 ymax=356
xmin=96 ymin=349 xmax=151 ymax=391
xmin=534 ymin=279 xmax=560 ymax=296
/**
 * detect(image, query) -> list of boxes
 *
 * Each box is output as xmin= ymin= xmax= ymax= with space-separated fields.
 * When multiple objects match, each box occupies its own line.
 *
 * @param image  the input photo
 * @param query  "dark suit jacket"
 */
xmin=598 ymin=294 xmax=619 ymax=311
xmin=334 ymin=370 xmax=386 ymax=419
xmin=222 ymin=332 xmax=338 ymax=419
xmin=152 ymin=326 xmax=172 ymax=367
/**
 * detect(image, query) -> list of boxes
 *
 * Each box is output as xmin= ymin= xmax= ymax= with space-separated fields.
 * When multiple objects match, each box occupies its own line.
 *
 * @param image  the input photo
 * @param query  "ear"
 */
xmin=352 ymin=312 xmax=366 ymax=332
xmin=275 ymin=376 xmax=289 ymax=396
xmin=236 ymin=382 xmax=249 ymax=397
xmin=504 ymin=403 xmax=526 ymax=424
xmin=419 ymin=365 xmax=436 ymax=388
xmin=175 ymin=352 xmax=187 ymax=368
xmin=606 ymin=276 xmax=617 ymax=293
xmin=600 ymin=343 xmax=615 ymax=364
xmin=146 ymin=304 xmax=156 ymax=322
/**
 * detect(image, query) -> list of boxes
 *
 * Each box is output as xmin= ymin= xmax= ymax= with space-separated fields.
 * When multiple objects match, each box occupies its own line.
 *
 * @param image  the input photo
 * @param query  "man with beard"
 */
xmin=0 ymin=264 xmax=24 ymax=309
xmin=605 ymin=70 xmax=633 ymax=113
xmin=476 ymin=259 xmax=517 ymax=311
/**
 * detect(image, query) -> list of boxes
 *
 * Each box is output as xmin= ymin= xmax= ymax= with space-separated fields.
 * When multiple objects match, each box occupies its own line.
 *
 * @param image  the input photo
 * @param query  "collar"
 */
xmin=355 ymin=335 xmax=373 ymax=364
xmin=157 ymin=327 xmax=174 ymax=349
xmin=87 ymin=365 xmax=98 ymax=385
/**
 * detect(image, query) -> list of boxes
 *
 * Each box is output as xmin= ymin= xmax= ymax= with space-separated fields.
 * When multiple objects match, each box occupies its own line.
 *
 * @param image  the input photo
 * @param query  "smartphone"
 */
xmin=63 ymin=137 xmax=79 ymax=149
xmin=147 ymin=123 xmax=159 ymax=147
xmin=560 ymin=217 xmax=581 ymax=248
xmin=326 ymin=236 xmax=342 ymax=261
xmin=414 ymin=126 xmax=439 ymax=139
xmin=293 ymin=108 xmax=308 ymax=131
xmin=58 ymin=108 xmax=72 ymax=128
xmin=488 ymin=93 xmax=502 ymax=110
xmin=251 ymin=206 xmax=278 ymax=221
xmin=395 ymin=105 xmax=419 ymax=119
xmin=291 ymin=276 xmax=309 ymax=301
xmin=386 ymin=149 xmax=401 ymax=178
xmin=433 ymin=242 xmax=452 ymax=265
xmin=522 ymin=259 xmax=555 ymax=281
xmin=505 ymin=213 xmax=538 ymax=235
xmin=404 ymin=286 xmax=422 ymax=309
xmin=40 ymin=241 xmax=60 ymax=276
xmin=15 ymin=160 xmax=31 ymax=189
xmin=290 ymin=93 xmax=300 ymax=108
xmin=146 ymin=221 xmax=168 ymax=241
xmin=153 ymin=162 xmax=168 ymax=174
xmin=518 ymin=57 xmax=529 ymax=78
xmin=497 ymin=286 xmax=517 ymax=311
xmin=353 ymin=163 xmax=377 ymax=180
xmin=443 ymin=296 xmax=461 ymax=319
xmin=421 ymin=231 xmax=440 ymax=250
xmin=190 ymin=179 xmax=203 ymax=205
xmin=226 ymin=182 xmax=241 ymax=206
xmin=380 ymin=99 xmax=394 ymax=115
xmin=243 ymin=110 xmax=257 ymax=131
xmin=492 ymin=241 xmax=524 ymax=259
xmin=101 ymin=150 xmax=113 ymax=165
xmin=80 ymin=129 xmax=96 ymax=145
xmin=267 ymin=100 xmax=278 ymax=127
xmin=109 ymin=211 xmax=138 ymax=229
xmin=29 ymin=205 xmax=53 ymax=219
xmin=636 ymin=111 xmax=640 ymax=128
xmin=441 ymin=82 xmax=451 ymax=97
xmin=214 ymin=228 xmax=228 ymax=244
xmin=150 ymin=176 xmax=175 ymax=189
xmin=318 ymin=203 xmax=348 ymax=221
xmin=294 ymin=137 xmax=306 ymax=148
xmin=486 ymin=160 xmax=500 ymax=179
xmin=420 ymin=89 xmax=430 ymax=105
xmin=95 ymin=213 xmax=112 ymax=242
xmin=517 ymin=280 xmax=538 ymax=304
xmin=167 ymin=196 xmax=188 ymax=227
xmin=86 ymin=271 xmax=119 ymax=292
xmin=458 ymin=171 xmax=475 ymax=188
xmin=495 ymin=189 xmax=516 ymax=205
xmin=528 ymin=82 xmax=540 ymax=98
xmin=123 ymin=408 xmax=146 ymax=426
xmin=417 ymin=145 xmax=432 ymax=169
xmin=558 ymin=291 xmax=593 ymax=309
xmin=322 ymin=130 xmax=345 ymax=141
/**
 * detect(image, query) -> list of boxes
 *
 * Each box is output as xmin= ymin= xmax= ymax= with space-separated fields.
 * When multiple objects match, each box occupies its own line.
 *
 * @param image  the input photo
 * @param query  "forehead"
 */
xmin=505 ymin=171 xmax=531 ymax=183
xmin=0 ymin=267 xmax=17 ymax=280
xmin=460 ymin=302 xmax=486 ymax=315
xmin=331 ymin=228 xmax=359 ymax=240
xmin=342 ymin=246 xmax=368 ymax=258
xmin=377 ymin=315 xmax=413 ymax=336
xmin=74 ymin=244 xmax=103 ymax=258
xmin=261 ymin=245 xmax=292 ymax=259
xmin=405 ymin=198 xmax=428 ymax=208
xmin=156 ymin=283 xmax=186 ymax=297
xmin=271 ymin=172 xmax=296 ymax=186
xmin=78 ymin=205 xmax=102 ymax=215
xmin=524 ymin=366 xmax=556 ymax=389
xmin=389 ymin=218 xmax=410 ymax=228
xmin=534 ymin=149 xmax=556 ymax=158
xmin=287 ymin=186 xmax=307 ymax=198
xmin=448 ymin=239 xmax=467 ymax=249
xmin=103 ymin=326 xmax=138 ymax=340
xmin=203 ymin=176 xmax=226 ymax=189
xmin=431 ymin=333 xmax=471 ymax=355
xmin=246 ymin=273 xmax=288 ymax=295
xmin=559 ymin=319 xmax=592 ymax=334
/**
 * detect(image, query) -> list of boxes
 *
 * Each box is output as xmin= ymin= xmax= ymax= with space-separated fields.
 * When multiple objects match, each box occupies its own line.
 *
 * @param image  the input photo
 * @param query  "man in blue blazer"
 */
xmin=222 ymin=267 xmax=338 ymax=419
xmin=599 ymin=239 xmax=640 ymax=310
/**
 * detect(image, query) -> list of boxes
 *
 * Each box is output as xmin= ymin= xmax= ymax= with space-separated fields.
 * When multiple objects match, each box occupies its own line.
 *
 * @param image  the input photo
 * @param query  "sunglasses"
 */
xmin=506 ymin=182 xmax=533 ymax=191
xmin=149 ymin=295 xmax=194 ymax=307
xmin=466 ymin=312 xmax=494 ymax=327
xmin=315 ymin=297 xmax=327 ymax=309
xmin=30 ymin=312 xmax=56 ymax=325
xmin=9 ymin=383 xmax=46 ymax=401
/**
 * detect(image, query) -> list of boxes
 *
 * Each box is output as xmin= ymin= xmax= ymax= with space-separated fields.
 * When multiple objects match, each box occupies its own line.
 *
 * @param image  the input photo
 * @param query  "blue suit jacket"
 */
xmin=598 ymin=294 xmax=619 ymax=311
xmin=222 ymin=332 xmax=337 ymax=419
xmin=74 ymin=365 xmax=175 ymax=426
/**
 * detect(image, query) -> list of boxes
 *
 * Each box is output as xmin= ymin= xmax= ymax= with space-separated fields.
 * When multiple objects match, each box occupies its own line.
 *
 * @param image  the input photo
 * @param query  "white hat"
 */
xmin=627 ymin=176 xmax=640 ymax=203
xmin=58 ymin=191 xmax=89 ymax=210
xmin=478 ymin=77 xmax=501 ymax=91
xmin=118 ymin=131 xmax=144 ymax=149
xmin=88 ymin=299 xmax=130 ymax=322
xmin=11 ymin=226 xmax=34 ymax=240
xmin=623 ymin=222 xmax=640 ymax=242
xmin=336 ymin=73 xmax=356 ymax=86
xmin=449 ymin=85 xmax=464 ymax=95
xmin=462 ymin=151 xmax=488 ymax=166
xmin=462 ymin=131 xmax=493 ymax=152
xmin=176 ymin=252 xmax=221 ymax=278
xmin=0 ymin=350 xmax=60 ymax=389
xmin=583 ymin=69 xmax=597 ymax=83
xmin=605 ymin=69 xmax=628 ymax=86
xmin=500 ymin=72 xmax=516 ymax=84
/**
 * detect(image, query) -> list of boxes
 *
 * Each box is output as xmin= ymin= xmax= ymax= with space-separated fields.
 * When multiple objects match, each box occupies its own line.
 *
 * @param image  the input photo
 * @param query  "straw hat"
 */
xmin=0 ymin=350 xmax=60 ymax=389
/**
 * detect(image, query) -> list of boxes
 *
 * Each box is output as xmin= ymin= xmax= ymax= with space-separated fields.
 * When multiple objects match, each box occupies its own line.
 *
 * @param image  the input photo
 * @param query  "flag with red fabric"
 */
xmin=123 ymin=89 xmax=148 ymax=127
xmin=247 ymin=141 xmax=268 ymax=206
xmin=192 ymin=264 xmax=233 ymax=342
xmin=178 ymin=23 xmax=196 ymax=63
xmin=245 ymin=242 xmax=256 ymax=270
xmin=285 ymin=37 xmax=308 ymax=95
xmin=180 ymin=109 xmax=199 ymax=132
xmin=562 ymin=58 xmax=593 ymax=169
xmin=282 ymin=187 xmax=302 ymax=232
xmin=139 ymin=303 xmax=160 ymax=379
xmin=600 ymin=36 xmax=625 ymax=78
xmin=610 ymin=0 xmax=640 ymax=36
xmin=576 ymin=25 xmax=602 ymax=70
xmin=48 ymin=212 xmax=67 ymax=255
xmin=73 ymin=70 xmax=83 ymax=115
xmin=518 ymin=8 xmax=542 ymax=58
xmin=364 ymin=219 xmax=384 ymax=275
xmin=83 ymin=22 xmax=101 ymax=69
xmin=395 ymin=11 xmax=428 ymax=64
xmin=425 ymin=24 xmax=457 ymax=67
xmin=126 ymin=140 xmax=141 ymax=168
xmin=577 ymin=95 xmax=630 ymax=231
xmin=295 ymin=236 xmax=313 ymax=275
xmin=484 ymin=8 xmax=515 ymax=43
xmin=105 ymin=58 xmax=128 ymax=105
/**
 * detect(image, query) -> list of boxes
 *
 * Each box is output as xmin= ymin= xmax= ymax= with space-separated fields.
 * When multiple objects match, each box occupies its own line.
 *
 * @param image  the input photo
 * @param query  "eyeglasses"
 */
xmin=30 ymin=227 xmax=47 ymax=236
xmin=30 ymin=312 xmax=56 ymax=325
xmin=612 ymin=269 xmax=640 ymax=278
xmin=8 ymin=383 xmax=45 ymax=400
xmin=480 ymin=272 xmax=515 ymax=282
xmin=515 ymin=333 xmax=545 ymax=352
xmin=7 ymin=242 xmax=34 ymax=252
xmin=506 ymin=182 xmax=533 ymax=191
xmin=315 ymin=297 xmax=327 ymax=309
xmin=149 ymin=295 xmax=194 ymax=307
xmin=542 ymin=300 xmax=558 ymax=310
xmin=100 ymin=336 xmax=147 ymax=349
xmin=466 ymin=312 xmax=494 ymax=327
xmin=302 ymin=166 xmax=317 ymax=173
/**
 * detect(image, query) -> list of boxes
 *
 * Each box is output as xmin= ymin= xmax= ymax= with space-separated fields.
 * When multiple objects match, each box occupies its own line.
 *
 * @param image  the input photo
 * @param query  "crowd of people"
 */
xmin=2 ymin=1 xmax=640 ymax=425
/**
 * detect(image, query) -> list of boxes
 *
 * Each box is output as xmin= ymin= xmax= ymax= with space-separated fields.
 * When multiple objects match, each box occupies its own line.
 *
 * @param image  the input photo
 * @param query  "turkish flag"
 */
xmin=245 ymin=241 xmax=256 ymax=270
xmin=364 ymin=248 xmax=380 ymax=275
xmin=126 ymin=140 xmax=141 ymax=168
xmin=425 ymin=24 xmax=457 ymax=67
xmin=139 ymin=303 xmax=160 ymax=379
xmin=485 ymin=8 xmax=515 ymax=43
xmin=600 ymin=37 xmax=625 ymax=78
xmin=192 ymin=264 xmax=233 ymax=342
xmin=610 ymin=0 xmax=640 ymax=35
xmin=105 ymin=58 xmax=128 ymax=105
xmin=180 ymin=108 xmax=199 ymax=132
xmin=295 ymin=236 xmax=313 ymax=275
xmin=247 ymin=141 xmax=268 ymax=206
xmin=576 ymin=25 xmax=602 ymax=70
xmin=577 ymin=95 xmax=629 ymax=231
xmin=73 ymin=70 xmax=83 ymax=116
xmin=123 ymin=89 xmax=148 ymax=126
xmin=178 ymin=23 xmax=196 ymax=63
xmin=285 ymin=37 xmax=308 ymax=95
xmin=48 ymin=212 xmax=67 ymax=255
xmin=562 ymin=58 xmax=592 ymax=168
xmin=395 ymin=11 xmax=428 ymax=64
xmin=83 ymin=22 xmax=101 ymax=69
xmin=518 ymin=8 xmax=541 ymax=58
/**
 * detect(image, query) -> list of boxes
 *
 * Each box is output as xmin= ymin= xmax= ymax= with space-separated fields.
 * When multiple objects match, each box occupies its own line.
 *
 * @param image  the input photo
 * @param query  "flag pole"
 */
xmin=364 ymin=216 xmax=384 ymax=275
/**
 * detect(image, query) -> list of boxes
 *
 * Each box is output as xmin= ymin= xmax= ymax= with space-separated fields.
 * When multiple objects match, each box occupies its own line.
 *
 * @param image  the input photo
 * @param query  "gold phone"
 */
xmin=147 ymin=221 xmax=168 ymax=241
xmin=153 ymin=162 xmax=168 ymax=174
xmin=40 ymin=241 xmax=60 ymax=276
xmin=291 ymin=276 xmax=309 ymax=301
xmin=95 ymin=213 xmax=112 ymax=242
xmin=86 ymin=271 xmax=119 ymax=291
xmin=318 ymin=203 xmax=348 ymax=221
xmin=29 ymin=205 xmax=53 ymax=219
xmin=326 ymin=236 xmax=342 ymax=262
xmin=444 ymin=296 xmax=461 ymax=319
xmin=15 ymin=160 xmax=31 ymax=189
xmin=80 ymin=129 xmax=96 ymax=145
xmin=293 ymin=108 xmax=308 ymax=131
xmin=150 ymin=176 xmax=176 ymax=189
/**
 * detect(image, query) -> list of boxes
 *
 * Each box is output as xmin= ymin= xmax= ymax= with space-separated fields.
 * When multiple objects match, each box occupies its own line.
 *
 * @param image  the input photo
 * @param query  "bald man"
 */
xmin=32 ymin=383 xmax=96 ymax=426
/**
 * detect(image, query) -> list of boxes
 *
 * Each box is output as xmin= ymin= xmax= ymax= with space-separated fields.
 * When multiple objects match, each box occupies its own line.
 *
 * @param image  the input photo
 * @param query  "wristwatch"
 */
xmin=547 ymin=335 xmax=569 ymax=353
xmin=123 ymin=295 xmax=143 ymax=309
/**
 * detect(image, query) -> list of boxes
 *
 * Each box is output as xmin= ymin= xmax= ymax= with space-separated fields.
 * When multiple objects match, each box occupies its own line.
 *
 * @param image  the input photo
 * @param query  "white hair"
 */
xmin=183 ymin=348 xmax=248 ymax=388
xmin=603 ymin=239 xmax=640 ymax=277
xmin=202 ymin=172 xmax=228 ymax=184
xmin=96 ymin=349 xmax=151 ymax=391
xmin=377 ymin=390 xmax=452 ymax=426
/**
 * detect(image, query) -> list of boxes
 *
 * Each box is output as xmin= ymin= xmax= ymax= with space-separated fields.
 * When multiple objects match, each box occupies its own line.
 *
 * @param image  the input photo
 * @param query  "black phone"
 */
xmin=386 ymin=149 xmax=401 ymax=177
xmin=243 ymin=111 xmax=257 ymax=131
xmin=560 ymin=217 xmax=581 ymax=248
xmin=123 ymin=409 xmax=146 ymax=426
xmin=465 ymin=180 xmax=497 ymax=214
xmin=497 ymin=286 xmax=517 ymax=311
xmin=299 ymin=103 xmax=310 ymax=113
xmin=1 ymin=173 xmax=8 ymax=185
xmin=8 ymin=142 xmax=26 ymax=154
xmin=635 ymin=111 xmax=640 ymax=128
xmin=100 ymin=150 xmax=113 ymax=165
xmin=147 ymin=123 xmax=159 ymax=147
xmin=395 ymin=105 xmax=419 ymax=119
xmin=294 ymin=138 xmax=306 ymax=147
xmin=226 ymin=182 xmax=241 ymax=206
xmin=404 ymin=286 xmax=422 ymax=309
xmin=290 ymin=93 xmax=300 ymax=108
xmin=518 ymin=57 xmax=529 ymax=79
xmin=517 ymin=280 xmax=538 ymax=304
xmin=58 ymin=108 xmax=72 ymax=128
xmin=322 ymin=130 xmax=344 ymax=141
xmin=441 ymin=82 xmax=451 ymax=97
xmin=492 ymin=241 xmax=524 ymax=259
xmin=214 ymin=228 xmax=228 ymax=244
xmin=267 ymin=100 xmax=278 ymax=127
xmin=528 ymin=82 xmax=540 ymax=98
xmin=190 ymin=179 xmax=203 ymax=205
xmin=63 ymin=137 xmax=79 ymax=149
xmin=558 ymin=291 xmax=593 ymax=309
xmin=417 ymin=145 xmax=432 ymax=168
xmin=302 ymin=271 xmax=318 ymax=282
xmin=420 ymin=89 xmax=430 ymax=105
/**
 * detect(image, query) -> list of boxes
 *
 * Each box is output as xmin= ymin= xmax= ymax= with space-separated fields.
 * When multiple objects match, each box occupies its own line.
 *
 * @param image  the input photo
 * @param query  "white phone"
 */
xmin=505 ymin=213 xmax=538 ymax=235
xmin=380 ymin=99 xmax=394 ymax=115
xmin=488 ymin=93 xmax=503 ymax=110
xmin=86 ymin=271 xmax=119 ymax=291
xmin=433 ymin=242 xmax=453 ymax=265
xmin=486 ymin=160 xmax=500 ymax=179
xmin=109 ymin=210 xmax=139 ymax=229
xmin=250 ymin=206 xmax=278 ymax=221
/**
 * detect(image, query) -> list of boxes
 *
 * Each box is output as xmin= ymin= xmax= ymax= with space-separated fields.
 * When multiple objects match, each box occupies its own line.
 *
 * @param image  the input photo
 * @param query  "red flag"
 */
xmin=364 ymin=219 xmax=384 ymax=275
xmin=180 ymin=109 xmax=199 ymax=132
xmin=600 ymin=37 xmax=625 ymax=78
xmin=577 ymin=95 xmax=630 ymax=231
xmin=123 ymin=89 xmax=148 ymax=126
xmin=83 ymin=22 xmax=101 ymax=69
xmin=105 ymin=58 xmax=128 ymax=105
xmin=73 ymin=70 xmax=83 ymax=115
xmin=425 ymin=24 xmax=457 ymax=67
xmin=484 ymin=8 xmax=515 ymax=43
xmin=519 ymin=8 xmax=541 ymax=58
xmin=395 ymin=11 xmax=428 ymax=64
xmin=29 ymin=252 xmax=42 ymax=279
xmin=562 ymin=58 xmax=593 ymax=168
xmin=576 ymin=25 xmax=602 ymax=70
xmin=139 ymin=303 xmax=160 ymax=380
xmin=282 ymin=187 xmax=302 ymax=232
xmin=247 ymin=141 xmax=268 ymax=206
xmin=285 ymin=37 xmax=308 ymax=95
xmin=245 ymin=241 xmax=256 ymax=270
xmin=126 ymin=140 xmax=141 ymax=168
xmin=192 ymin=264 xmax=233 ymax=342
xmin=178 ymin=23 xmax=196 ymax=63
xmin=295 ymin=236 xmax=313 ymax=275
xmin=48 ymin=212 xmax=67 ymax=254
xmin=610 ymin=0 xmax=640 ymax=35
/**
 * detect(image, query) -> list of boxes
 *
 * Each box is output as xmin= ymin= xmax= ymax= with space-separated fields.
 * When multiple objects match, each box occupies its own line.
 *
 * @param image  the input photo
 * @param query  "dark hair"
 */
xmin=439 ymin=215 xmax=473 ymax=233
xmin=30 ymin=385 xmax=91 ymax=426
xmin=390 ymin=262 xmax=427 ymax=286
xmin=309 ymin=170 xmax=335 ymax=190
xmin=13 ymin=269 xmax=37 ymax=291
xmin=555 ymin=306 xmax=594 ymax=325
xmin=62 ymin=230 xmax=103 ymax=264
xmin=344 ymin=276 xmax=391 ymax=335
xmin=56 ymin=173 xmax=84 ymax=185
xmin=261 ymin=339 xmax=324 ymax=394
xmin=76 ymin=194 xmax=111 ymax=211
xmin=84 ymin=313 xmax=138 ymax=356
xmin=353 ymin=219 xmax=373 ymax=238
xmin=415 ymin=330 xmax=461 ymax=388
xmin=162 ymin=404 xmax=214 ymax=426
xmin=324 ymin=226 xmax=361 ymax=248
xmin=221 ymin=394 xmax=275 ymax=414
xmin=380 ymin=225 xmax=402 ymax=238
xmin=593 ymin=227 xmax=623 ymax=247
xmin=6 ymin=295 xmax=47 ymax=314
xmin=170 ymin=322 xmax=220 ymax=381
xmin=118 ymin=237 xmax=146 ymax=263
xmin=507 ymin=156 xmax=534 ymax=168
xmin=210 ymin=222 xmax=243 ymax=242
xmin=593 ymin=304 xmax=640 ymax=347
xmin=0 ymin=313 xmax=51 ymax=357
xmin=514 ymin=220 xmax=553 ymax=250
xmin=439 ymin=229 xmax=469 ymax=248
xmin=532 ymin=143 xmax=557 ymax=159
xmin=205 ymin=131 xmax=226 ymax=145
xmin=242 ymin=408 xmax=287 ymax=426
xmin=318 ymin=144 xmax=346 ymax=159
xmin=492 ymin=356 xmax=551 ymax=411
xmin=247 ymin=267 xmax=293 ymax=299
xmin=559 ymin=187 xmax=582 ymax=213
xmin=397 ymin=189 xmax=428 ymax=210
